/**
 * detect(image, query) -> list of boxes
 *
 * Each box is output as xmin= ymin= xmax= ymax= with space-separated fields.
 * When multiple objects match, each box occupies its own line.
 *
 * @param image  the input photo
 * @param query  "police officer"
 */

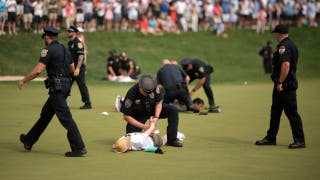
xmin=106 ymin=49 xmax=121 ymax=81
xmin=120 ymin=75 xmax=183 ymax=147
xmin=18 ymin=26 xmax=87 ymax=157
xmin=259 ymin=40 xmax=273 ymax=74
xmin=157 ymin=59 xmax=199 ymax=112
xmin=119 ymin=52 xmax=141 ymax=80
xmin=256 ymin=24 xmax=306 ymax=149
xmin=180 ymin=58 xmax=221 ymax=113
xmin=67 ymin=25 xmax=92 ymax=109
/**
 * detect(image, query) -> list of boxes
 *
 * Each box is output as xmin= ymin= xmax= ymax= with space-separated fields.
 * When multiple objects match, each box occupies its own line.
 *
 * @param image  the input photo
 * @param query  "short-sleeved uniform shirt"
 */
xmin=271 ymin=37 xmax=298 ymax=84
xmin=107 ymin=56 xmax=121 ymax=75
xmin=119 ymin=58 xmax=138 ymax=73
xmin=121 ymin=84 xmax=163 ymax=117
xmin=68 ymin=37 xmax=85 ymax=66
xmin=185 ymin=59 xmax=208 ymax=82
xmin=39 ymin=40 xmax=73 ymax=78
xmin=157 ymin=64 xmax=187 ymax=90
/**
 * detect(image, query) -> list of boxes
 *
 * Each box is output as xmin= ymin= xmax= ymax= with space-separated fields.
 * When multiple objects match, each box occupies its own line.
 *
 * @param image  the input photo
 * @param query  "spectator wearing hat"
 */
xmin=67 ymin=25 xmax=92 ymax=109
xmin=120 ymin=75 xmax=183 ymax=147
xmin=18 ymin=25 xmax=87 ymax=157
xmin=119 ymin=52 xmax=140 ymax=80
xmin=256 ymin=24 xmax=306 ymax=149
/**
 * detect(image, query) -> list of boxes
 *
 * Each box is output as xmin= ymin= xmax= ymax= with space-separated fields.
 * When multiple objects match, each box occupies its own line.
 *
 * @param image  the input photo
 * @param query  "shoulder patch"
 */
xmin=77 ymin=42 xmax=83 ymax=49
xmin=199 ymin=67 xmax=205 ymax=73
xmin=40 ymin=49 xmax=48 ymax=58
xmin=124 ymin=99 xmax=132 ymax=108
xmin=149 ymin=92 xmax=155 ymax=99
xmin=278 ymin=46 xmax=286 ymax=54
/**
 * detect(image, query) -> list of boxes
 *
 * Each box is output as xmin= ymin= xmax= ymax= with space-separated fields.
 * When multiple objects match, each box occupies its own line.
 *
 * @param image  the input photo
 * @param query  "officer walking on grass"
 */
xmin=180 ymin=58 xmax=221 ymax=113
xmin=255 ymin=24 xmax=306 ymax=149
xmin=120 ymin=74 xmax=183 ymax=147
xmin=67 ymin=25 xmax=92 ymax=109
xmin=18 ymin=26 xmax=87 ymax=157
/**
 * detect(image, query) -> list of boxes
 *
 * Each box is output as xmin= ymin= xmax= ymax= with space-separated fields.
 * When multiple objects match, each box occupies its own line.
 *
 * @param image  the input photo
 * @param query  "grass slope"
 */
xmin=0 ymin=80 xmax=319 ymax=180
xmin=1 ymin=28 xmax=319 ymax=84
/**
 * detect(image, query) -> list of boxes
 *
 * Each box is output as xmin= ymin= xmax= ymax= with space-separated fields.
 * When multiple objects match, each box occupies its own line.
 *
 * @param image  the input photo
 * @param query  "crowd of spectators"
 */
xmin=0 ymin=0 xmax=319 ymax=36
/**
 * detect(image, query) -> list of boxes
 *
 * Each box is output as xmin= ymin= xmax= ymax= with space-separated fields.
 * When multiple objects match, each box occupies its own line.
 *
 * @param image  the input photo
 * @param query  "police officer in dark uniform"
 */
xmin=180 ymin=58 xmax=221 ymax=113
xmin=259 ymin=40 xmax=273 ymax=74
xmin=119 ymin=52 xmax=141 ymax=80
xmin=67 ymin=25 xmax=92 ymax=109
xmin=106 ymin=49 xmax=121 ymax=80
xmin=120 ymin=75 xmax=183 ymax=147
xmin=256 ymin=24 xmax=306 ymax=149
xmin=157 ymin=59 xmax=199 ymax=112
xmin=18 ymin=26 xmax=87 ymax=157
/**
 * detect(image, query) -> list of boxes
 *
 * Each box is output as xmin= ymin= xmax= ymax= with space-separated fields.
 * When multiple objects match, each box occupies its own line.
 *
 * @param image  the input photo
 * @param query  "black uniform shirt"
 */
xmin=107 ymin=56 xmax=121 ymax=75
xmin=39 ymin=40 xmax=73 ymax=78
xmin=119 ymin=58 xmax=138 ymax=72
xmin=157 ymin=64 xmax=187 ymax=89
xmin=121 ymin=84 xmax=163 ymax=117
xmin=186 ymin=59 xmax=208 ymax=82
xmin=67 ymin=37 xmax=85 ymax=66
xmin=259 ymin=46 xmax=273 ymax=60
xmin=272 ymin=37 xmax=298 ymax=83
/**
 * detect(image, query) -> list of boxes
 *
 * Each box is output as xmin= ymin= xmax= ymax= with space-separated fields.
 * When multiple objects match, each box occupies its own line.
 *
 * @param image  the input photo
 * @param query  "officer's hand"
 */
xmin=74 ymin=69 xmax=80 ymax=77
xmin=189 ymin=91 xmax=194 ymax=96
xmin=276 ymin=84 xmax=283 ymax=92
xmin=18 ymin=80 xmax=24 ymax=90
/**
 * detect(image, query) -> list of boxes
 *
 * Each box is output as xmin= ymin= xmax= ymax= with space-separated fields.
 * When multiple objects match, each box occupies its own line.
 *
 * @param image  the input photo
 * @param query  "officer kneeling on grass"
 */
xmin=120 ymin=75 xmax=183 ymax=147
xmin=18 ymin=26 xmax=87 ymax=157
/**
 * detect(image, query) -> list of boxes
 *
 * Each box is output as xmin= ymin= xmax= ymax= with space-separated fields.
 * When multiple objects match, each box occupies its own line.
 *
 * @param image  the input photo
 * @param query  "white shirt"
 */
xmin=127 ymin=133 xmax=154 ymax=151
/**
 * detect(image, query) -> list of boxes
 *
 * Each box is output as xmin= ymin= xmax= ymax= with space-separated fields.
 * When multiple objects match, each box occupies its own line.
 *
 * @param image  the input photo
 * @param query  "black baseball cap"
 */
xmin=139 ymin=75 xmax=156 ymax=94
xmin=180 ymin=59 xmax=192 ymax=70
xmin=67 ymin=25 xmax=79 ymax=33
xmin=272 ymin=24 xmax=288 ymax=34
xmin=42 ymin=25 xmax=59 ymax=38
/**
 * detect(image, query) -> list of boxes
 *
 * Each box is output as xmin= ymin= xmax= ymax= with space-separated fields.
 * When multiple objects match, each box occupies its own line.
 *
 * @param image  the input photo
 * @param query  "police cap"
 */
xmin=67 ymin=25 xmax=79 ymax=33
xmin=139 ymin=75 xmax=157 ymax=94
xmin=180 ymin=59 xmax=192 ymax=70
xmin=272 ymin=24 xmax=288 ymax=34
xmin=109 ymin=49 xmax=117 ymax=55
xmin=42 ymin=25 xmax=59 ymax=38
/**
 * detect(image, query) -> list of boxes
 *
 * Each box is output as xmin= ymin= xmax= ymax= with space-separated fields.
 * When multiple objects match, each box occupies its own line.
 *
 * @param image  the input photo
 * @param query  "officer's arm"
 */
xmin=74 ymin=54 xmax=84 ymax=77
xmin=152 ymin=100 xmax=162 ymax=124
xmin=185 ymin=75 xmax=190 ymax=84
xmin=190 ymin=77 xmax=206 ymax=95
xmin=18 ymin=62 xmax=46 ymax=90
xmin=123 ymin=115 xmax=150 ymax=130
xmin=108 ymin=66 xmax=116 ymax=76
xmin=70 ymin=62 xmax=75 ymax=73
xmin=277 ymin=61 xmax=290 ymax=92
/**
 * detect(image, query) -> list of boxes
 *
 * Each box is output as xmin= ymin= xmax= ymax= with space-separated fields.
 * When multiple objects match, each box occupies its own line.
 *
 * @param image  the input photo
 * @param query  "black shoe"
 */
xmin=208 ymin=105 xmax=221 ymax=113
xmin=187 ymin=106 xmax=200 ymax=113
xmin=288 ymin=142 xmax=306 ymax=149
xmin=255 ymin=138 xmax=276 ymax=145
xmin=20 ymin=134 xmax=32 ymax=151
xmin=167 ymin=140 xmax=183 ymax=147
xmin=80 ymin=104 xmax=92 ymax=109
xmin=65 ymin=148 xmax=87 ymax=157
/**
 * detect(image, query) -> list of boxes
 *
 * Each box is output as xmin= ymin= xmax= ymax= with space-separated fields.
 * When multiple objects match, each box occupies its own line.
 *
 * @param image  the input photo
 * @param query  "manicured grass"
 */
xmin=0 ymin=80 xmax=319 ymax=180
xmin=1 ymin=28 xmax=319 ymax=84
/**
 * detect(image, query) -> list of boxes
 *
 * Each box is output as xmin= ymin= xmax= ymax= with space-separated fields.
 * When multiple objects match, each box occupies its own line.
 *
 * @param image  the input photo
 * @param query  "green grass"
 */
xmin=1 ymin=28 xmax=320 ymax=84
xmin=0 ymin=80 xmax=319 ymax=180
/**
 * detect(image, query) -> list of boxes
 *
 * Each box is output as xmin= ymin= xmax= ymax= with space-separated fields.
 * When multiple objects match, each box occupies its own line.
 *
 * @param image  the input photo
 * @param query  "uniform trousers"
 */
xmin=266 ymin=88 xmax=305 ymax=142
xmin=164 ymin=85 xmax=193 ymax=107
xmin=72 ymin=65 xmax=91 ymax=105
xmin=203 ymin=75 xmax=215 ymax=106
xmin=126 ymin=104 xmax=179 ymax=142
xmin=23 ymin=84 xmax=85 ymax=151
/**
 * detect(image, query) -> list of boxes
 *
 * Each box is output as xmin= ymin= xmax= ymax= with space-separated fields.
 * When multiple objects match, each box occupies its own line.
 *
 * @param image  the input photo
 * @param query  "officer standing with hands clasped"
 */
xmin=18 ymin=25 xmax=87 ymax=157
xmin=256 ymin=24 xmax=306 ymax=149
xmin=180 ymin=58 xmax=221 ymax=113
xmin=120 ymin=75 xmax=183 ymax=147
xmin=67 ymin=25 xmax=92 ymax=109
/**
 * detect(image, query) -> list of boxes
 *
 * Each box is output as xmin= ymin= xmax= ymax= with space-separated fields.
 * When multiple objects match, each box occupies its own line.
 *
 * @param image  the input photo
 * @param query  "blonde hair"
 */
xmin=112 ymin=136 xmax=131 ymax=153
